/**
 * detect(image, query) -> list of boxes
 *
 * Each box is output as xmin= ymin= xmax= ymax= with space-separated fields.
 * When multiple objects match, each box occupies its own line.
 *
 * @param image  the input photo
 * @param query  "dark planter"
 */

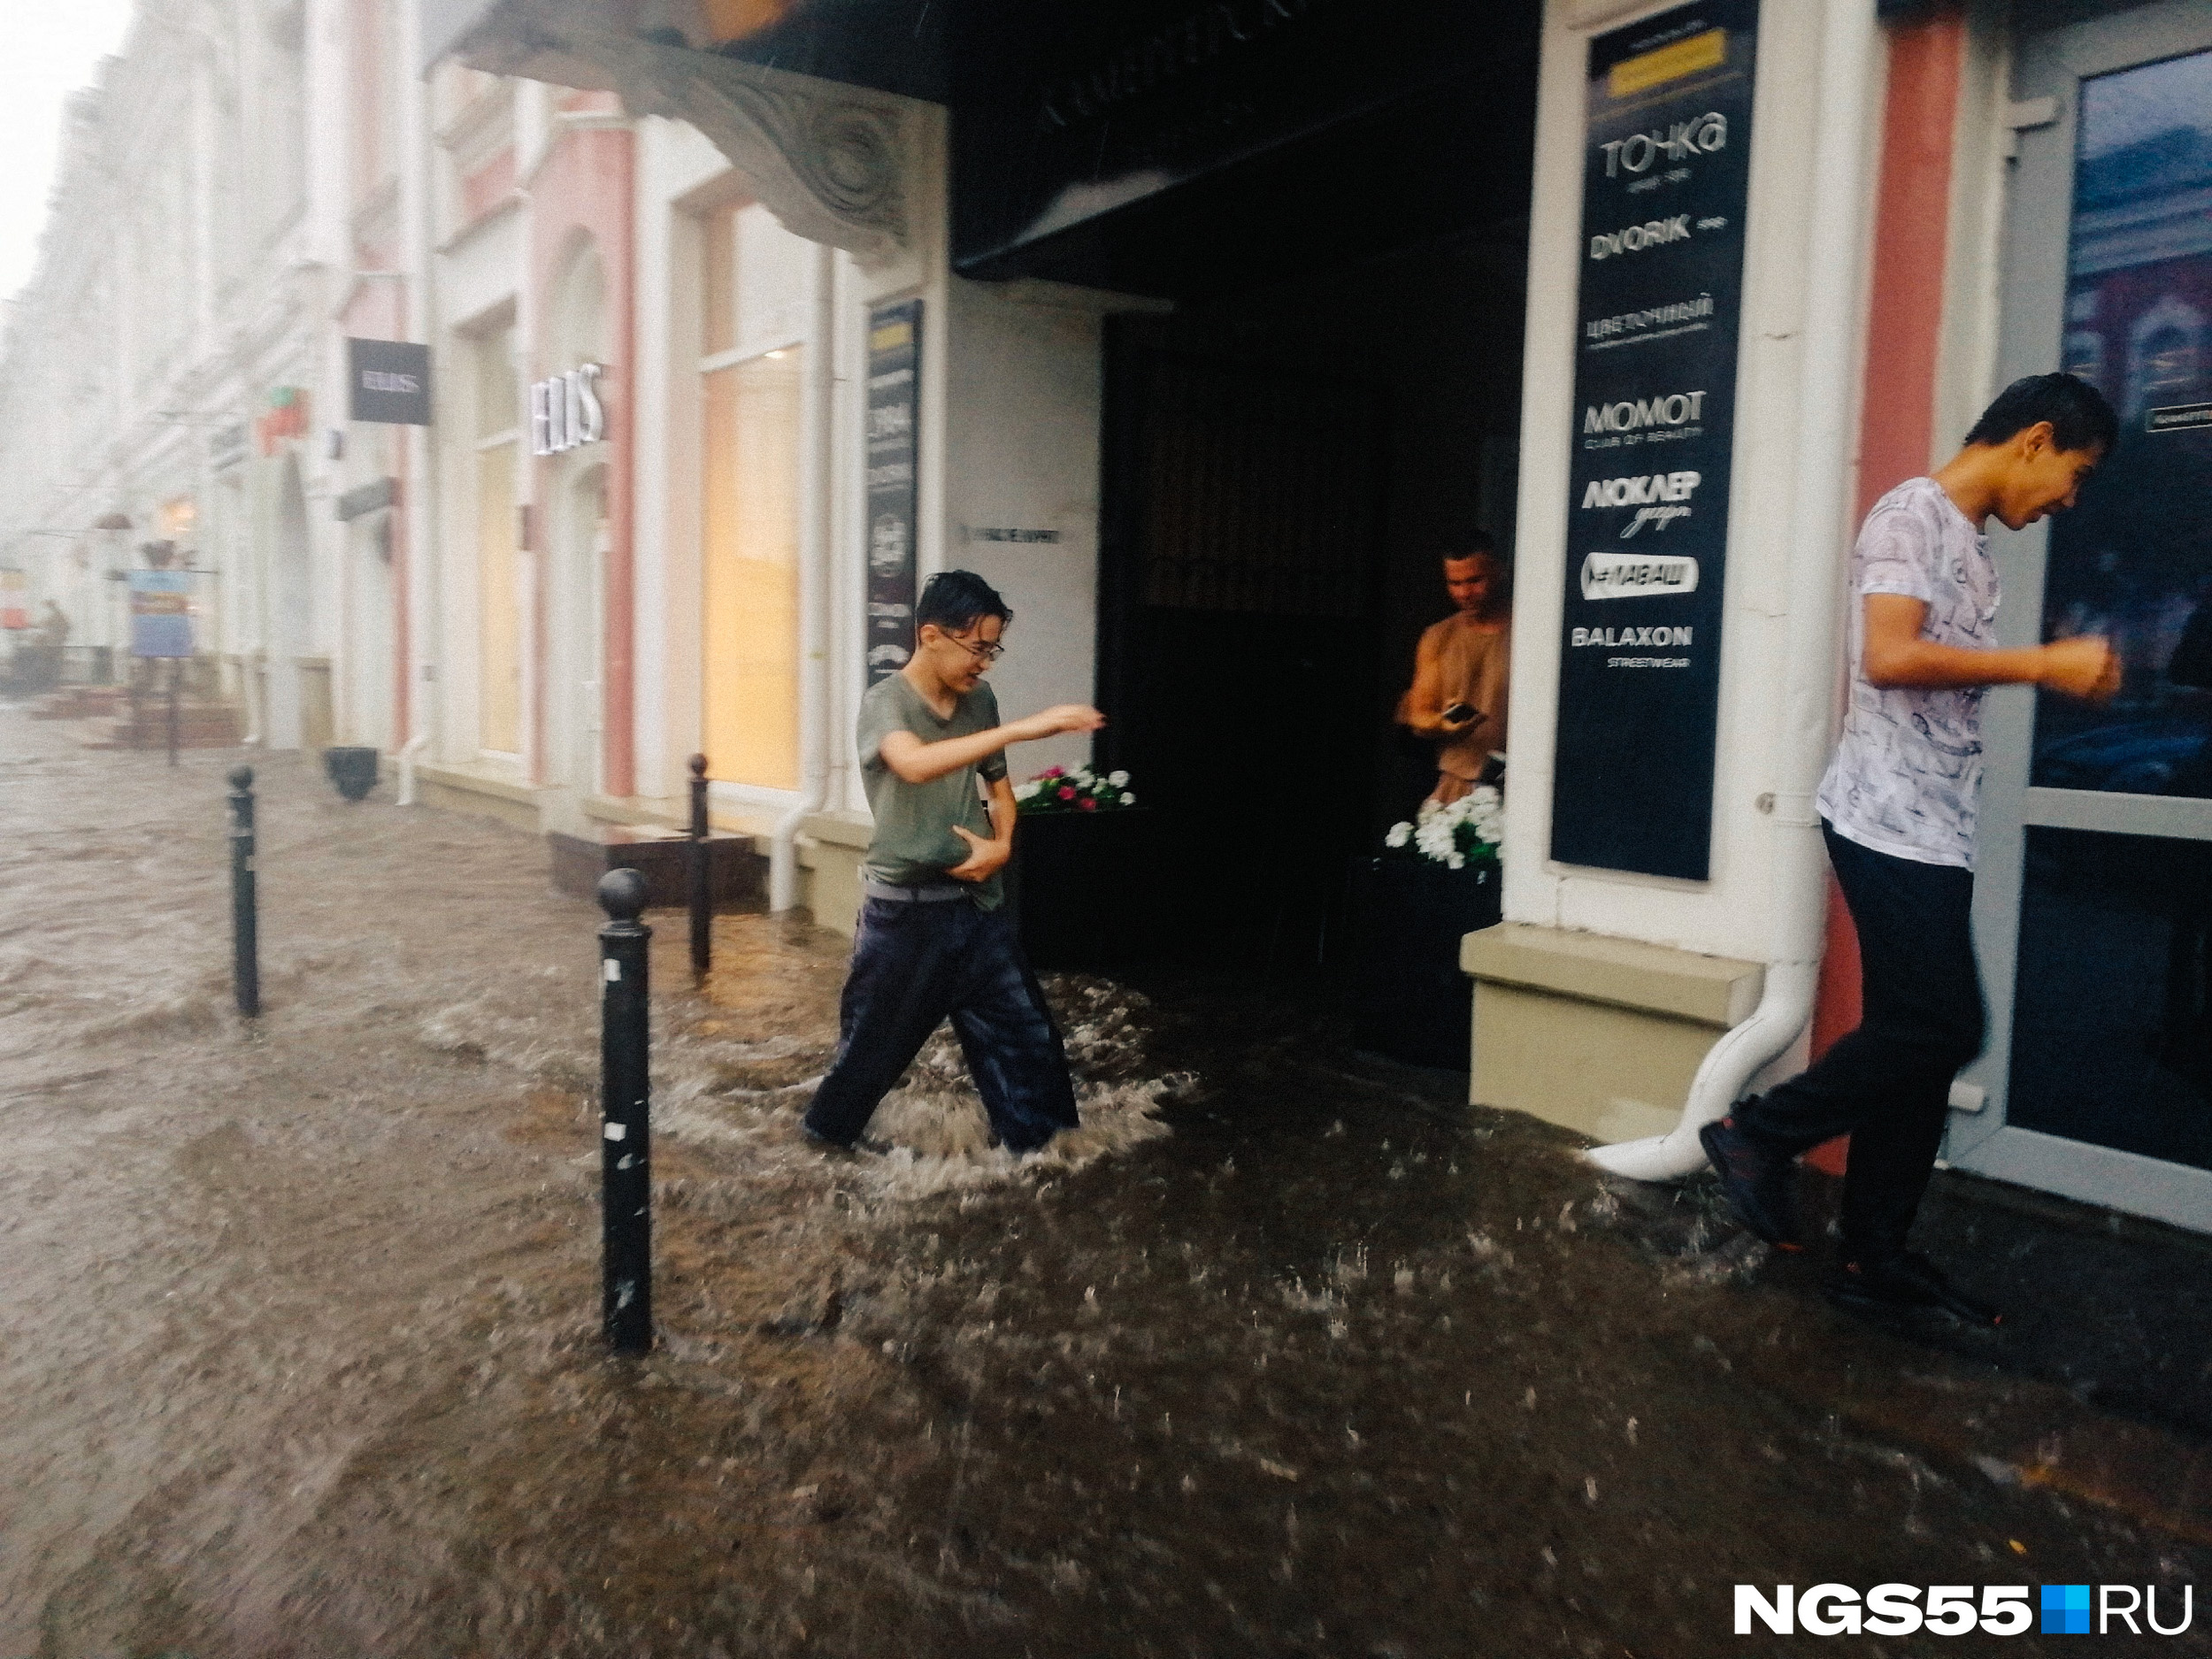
xmin=1008 ymin=809 xmax=1158 ymax=971
xmin=325 ymin=745 xmax=380 ymax=803
xmin=1349 ymin=853 xmax=1503 ymax=1070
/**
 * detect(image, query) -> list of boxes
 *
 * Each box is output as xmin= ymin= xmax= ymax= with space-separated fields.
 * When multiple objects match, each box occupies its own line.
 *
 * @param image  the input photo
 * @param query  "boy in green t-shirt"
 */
xmin=803 ymin=571 xmax=1105 ymax=1153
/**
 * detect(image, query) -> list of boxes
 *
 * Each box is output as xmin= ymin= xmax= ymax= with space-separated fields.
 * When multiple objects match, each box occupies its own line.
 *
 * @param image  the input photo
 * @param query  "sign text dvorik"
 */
xmin=1550 ymin=0 xmax=1759 ymax=880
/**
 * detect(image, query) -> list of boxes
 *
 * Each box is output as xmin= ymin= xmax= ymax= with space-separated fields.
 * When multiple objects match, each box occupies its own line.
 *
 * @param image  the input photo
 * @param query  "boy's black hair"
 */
xmin=917 ymin=569 xmax=1013 ymax=634
xmin=1965 ymin=372 xmax=2119 ymax=457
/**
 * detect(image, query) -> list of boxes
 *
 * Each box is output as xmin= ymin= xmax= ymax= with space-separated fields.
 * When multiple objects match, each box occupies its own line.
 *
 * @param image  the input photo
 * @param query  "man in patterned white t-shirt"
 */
xmin=1701 ymin=373 xmax=2121 ymax=1324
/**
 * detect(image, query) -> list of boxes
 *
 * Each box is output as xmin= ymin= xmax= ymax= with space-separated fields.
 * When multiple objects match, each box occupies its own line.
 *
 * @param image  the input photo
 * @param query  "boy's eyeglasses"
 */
xmin=942 ymin=634 xmax=1004 ymax=664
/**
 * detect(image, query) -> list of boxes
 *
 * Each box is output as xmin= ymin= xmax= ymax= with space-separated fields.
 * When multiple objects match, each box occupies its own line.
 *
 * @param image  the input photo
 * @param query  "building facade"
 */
xmin=5 ymin=0 xmax=2207 ymax=1235
xmin=0 ymin=0 xmax=338 ymax=746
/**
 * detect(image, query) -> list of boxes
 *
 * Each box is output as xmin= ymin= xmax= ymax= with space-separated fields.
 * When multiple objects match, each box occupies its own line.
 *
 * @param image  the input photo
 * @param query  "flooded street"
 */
xmin=1 ymin=708 xmax=2208 ymax=1658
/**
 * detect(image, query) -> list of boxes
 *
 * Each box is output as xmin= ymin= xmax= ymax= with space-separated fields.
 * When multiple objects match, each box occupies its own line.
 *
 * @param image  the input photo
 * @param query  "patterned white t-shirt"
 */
xmin=1816 ymin=476 xmax=1998 ymax=870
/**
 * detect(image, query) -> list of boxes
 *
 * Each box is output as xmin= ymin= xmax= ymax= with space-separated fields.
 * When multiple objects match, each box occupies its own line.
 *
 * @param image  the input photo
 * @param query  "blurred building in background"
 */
xmin=0 ymin=0 xmax=323 ymax=741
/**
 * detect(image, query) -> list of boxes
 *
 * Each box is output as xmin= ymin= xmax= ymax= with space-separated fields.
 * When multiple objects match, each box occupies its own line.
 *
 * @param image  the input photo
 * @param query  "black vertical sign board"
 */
xmin=864 ymin=300 xmax=923 ymax=686
xmin=1550 ymin=0 xmax=1757 ymax=879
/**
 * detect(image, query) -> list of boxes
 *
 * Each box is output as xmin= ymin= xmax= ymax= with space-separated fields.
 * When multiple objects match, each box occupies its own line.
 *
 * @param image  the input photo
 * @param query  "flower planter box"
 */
xmin=1008 ymin=809 xmax=1158 ymax=971
xmin=1348 ymin=853 xmax=1502 ymax=1070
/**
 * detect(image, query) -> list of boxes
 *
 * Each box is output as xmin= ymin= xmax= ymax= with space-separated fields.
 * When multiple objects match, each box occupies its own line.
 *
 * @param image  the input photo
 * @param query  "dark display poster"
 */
xmin=864 ymin=300 xmax=923 ymax=687
xmin=1549 ymin=0 xmax=1757 ymax=880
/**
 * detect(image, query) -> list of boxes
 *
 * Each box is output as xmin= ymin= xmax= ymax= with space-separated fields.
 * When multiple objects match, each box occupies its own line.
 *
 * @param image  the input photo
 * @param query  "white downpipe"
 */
xmin=242 ymin=658 xmax=265 ymax=748
xmin=770 ymin=244 xmax=839 ymax=912
xmin=396 ymin=733 xmax=429 ymax=806
xmin=1587 ymin=0 xmax=1876 ymax=1181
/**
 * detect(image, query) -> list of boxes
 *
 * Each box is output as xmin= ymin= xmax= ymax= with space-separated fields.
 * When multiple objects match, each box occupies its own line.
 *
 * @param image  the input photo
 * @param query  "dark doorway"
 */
xmin=954 ymin=1 xmax=1540 ymax=979
xmin=1097 ymin=320 xmax=1387 ymax=968
xmin=1094 ymin=230 xmax=1529 ymax=972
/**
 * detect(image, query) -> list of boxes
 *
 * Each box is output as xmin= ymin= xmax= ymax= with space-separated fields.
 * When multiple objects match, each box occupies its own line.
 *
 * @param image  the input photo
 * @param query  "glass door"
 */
xmin=1956 ymin=3 xmax=2212 ymax=1232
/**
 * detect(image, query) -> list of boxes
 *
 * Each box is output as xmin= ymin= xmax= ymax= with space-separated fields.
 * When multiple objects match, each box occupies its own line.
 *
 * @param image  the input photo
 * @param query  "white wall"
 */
xmin=1504 ymin=0 xmax=1870 ymax=964
xmin=941 ymin=279 xmax=1118 ymax=780
xmin=633 ymin=117 xmax=731 ymax=803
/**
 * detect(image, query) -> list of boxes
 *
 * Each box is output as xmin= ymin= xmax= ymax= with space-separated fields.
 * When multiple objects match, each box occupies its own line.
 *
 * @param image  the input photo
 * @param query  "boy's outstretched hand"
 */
xmin=1016 ymin=704 xmax=1107 ymax=741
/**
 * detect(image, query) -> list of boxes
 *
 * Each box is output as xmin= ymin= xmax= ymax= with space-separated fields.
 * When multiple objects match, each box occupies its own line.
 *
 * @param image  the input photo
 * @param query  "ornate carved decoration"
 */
xmin=454 ymin=2 xmax=915 ymax=263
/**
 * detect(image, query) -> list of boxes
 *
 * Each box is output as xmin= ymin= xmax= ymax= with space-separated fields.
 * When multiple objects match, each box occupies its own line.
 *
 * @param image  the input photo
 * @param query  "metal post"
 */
xmin=597 ymin=868 xmax=653 ymax=1354
xmin=687 ymin=752 xmax=711 ymax=983
xmin=228 ymin=765 xmax=260 ymax=1018
xmin=166 ymin=658 xmax=181 ymax=767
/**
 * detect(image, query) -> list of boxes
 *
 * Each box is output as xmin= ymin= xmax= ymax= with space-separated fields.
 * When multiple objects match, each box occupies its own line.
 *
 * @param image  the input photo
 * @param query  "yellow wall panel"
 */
xmin=701 ymin=352 xmax=801 ymax=789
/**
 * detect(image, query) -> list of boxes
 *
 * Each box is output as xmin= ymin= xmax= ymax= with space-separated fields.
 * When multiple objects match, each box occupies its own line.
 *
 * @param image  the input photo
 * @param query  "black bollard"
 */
xmin=597 ymin=868 xmax=654 ymax=1354
xmin=687 ymin=753 xmax=711 ymax=983
xmin=227 ymin=765 xmax=260 ymax=1018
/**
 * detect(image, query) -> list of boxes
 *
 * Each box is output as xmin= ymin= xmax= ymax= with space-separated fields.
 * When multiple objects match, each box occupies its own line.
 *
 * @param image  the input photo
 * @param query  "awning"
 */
xmin=426 ymin=0 xmax=937 ymax=261
xmin=431 ymin=0 xmax=1541 ymax=296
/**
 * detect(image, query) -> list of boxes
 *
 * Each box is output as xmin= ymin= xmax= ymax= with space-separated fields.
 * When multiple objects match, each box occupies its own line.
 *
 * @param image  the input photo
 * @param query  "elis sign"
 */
xmin=532 ymin=364 xmax=605 ymax=456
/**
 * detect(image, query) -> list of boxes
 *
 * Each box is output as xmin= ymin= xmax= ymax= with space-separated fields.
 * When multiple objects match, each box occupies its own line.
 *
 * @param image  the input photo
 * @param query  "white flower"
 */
xmin=1120 ymin=792 xmax=1136 ymax=806
xmin=1108 ymin=770 xmax=1130 ymax=787
xmin=1396 ymin=790 xmax=1505 ymax=866
xmin=1014 ymin=780 xmax=1041 ymax=802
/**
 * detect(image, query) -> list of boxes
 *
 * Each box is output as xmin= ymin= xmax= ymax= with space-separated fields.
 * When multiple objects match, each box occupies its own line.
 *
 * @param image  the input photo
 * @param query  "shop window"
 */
xmin=2124 ymin=297 xmax=2207 ymax=418
xmin=701 ymin=352 xmax=803 ymax=790
xmin=2062 ymin=328 xmax=2107 ymax=393
xmin=2033 ymin=45 xmax=2212 ymax=794
xmin=697 ymin=202 xmax=808 ymax=791
xmin=474 ymin=326 xmax=522 ymax=757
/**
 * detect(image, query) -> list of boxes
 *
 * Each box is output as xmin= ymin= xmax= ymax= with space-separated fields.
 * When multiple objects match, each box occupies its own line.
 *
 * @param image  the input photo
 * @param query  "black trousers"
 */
xmin=802 ymin=895 xmax=1081 ymax=1152
xmin=1735 ymin=823 xmax=1986 ymax=1259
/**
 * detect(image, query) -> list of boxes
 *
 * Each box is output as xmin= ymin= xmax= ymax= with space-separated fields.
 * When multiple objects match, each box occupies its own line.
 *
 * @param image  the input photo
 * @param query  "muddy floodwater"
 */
xmin=0 ymin=710 xmax=2208 ymax=1658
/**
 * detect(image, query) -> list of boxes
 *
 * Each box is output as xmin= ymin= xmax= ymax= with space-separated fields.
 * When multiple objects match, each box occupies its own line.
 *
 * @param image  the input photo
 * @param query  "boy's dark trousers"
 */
xmin=1735 ymin=824 xmax=1986 ymax=1261
xmin=803 ymin=893 xmax=1081 ymax=1152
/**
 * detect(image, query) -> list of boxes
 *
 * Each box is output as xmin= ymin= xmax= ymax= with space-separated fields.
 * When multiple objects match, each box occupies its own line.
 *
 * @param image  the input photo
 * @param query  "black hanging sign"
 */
xmin=864 ymin=300 xmax=923 ymax=687
xmin=348 ymin=338 xmax=433 ymax=426
xmin=1549 ymin=0 xmax=1757 ymax=881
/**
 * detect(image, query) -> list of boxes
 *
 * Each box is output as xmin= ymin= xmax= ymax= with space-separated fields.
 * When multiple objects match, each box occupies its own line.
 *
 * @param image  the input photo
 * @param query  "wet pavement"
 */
xmin=0 ymin=705 xmax=2208 ymax=1658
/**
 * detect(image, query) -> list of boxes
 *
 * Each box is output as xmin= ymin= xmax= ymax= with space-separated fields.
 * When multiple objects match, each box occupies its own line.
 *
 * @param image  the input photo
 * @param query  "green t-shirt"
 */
xmin=856 ymin=672 xmax=1010 ymax=909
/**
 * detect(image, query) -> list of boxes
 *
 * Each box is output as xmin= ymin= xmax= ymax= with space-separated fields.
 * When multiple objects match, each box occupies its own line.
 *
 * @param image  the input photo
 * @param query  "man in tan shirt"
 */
xmin=1397 ymin=541 xmax=1510 ymax=804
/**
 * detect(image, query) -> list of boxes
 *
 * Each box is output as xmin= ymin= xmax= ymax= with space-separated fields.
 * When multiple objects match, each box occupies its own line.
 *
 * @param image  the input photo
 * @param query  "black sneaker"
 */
xmin=1698 ymin=1114 xmax=1802 ymax=1250
xmin=1827 ymin=1252 xmax=2003 ymax=1326
xmin=800 ymin=1125 xmax=857 ymax=1156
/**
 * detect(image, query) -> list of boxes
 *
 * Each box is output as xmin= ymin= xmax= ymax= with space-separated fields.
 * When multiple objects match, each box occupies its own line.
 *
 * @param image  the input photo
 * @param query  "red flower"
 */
xmin=1057 ymin=785 xmax=1076 ymax=800
xmin=1079 ymin=797 xmax=1097 ymax=811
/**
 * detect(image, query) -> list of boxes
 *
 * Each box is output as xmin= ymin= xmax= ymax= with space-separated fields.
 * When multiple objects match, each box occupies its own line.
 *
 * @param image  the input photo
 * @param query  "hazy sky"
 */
xmin=1 ymin=4 xmax=139 ymax=307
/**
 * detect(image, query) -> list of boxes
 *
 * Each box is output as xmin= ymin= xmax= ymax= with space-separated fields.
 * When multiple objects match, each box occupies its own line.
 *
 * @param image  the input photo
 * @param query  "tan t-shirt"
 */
xmin=1400 ymin=612 xmax=1510 ymax=780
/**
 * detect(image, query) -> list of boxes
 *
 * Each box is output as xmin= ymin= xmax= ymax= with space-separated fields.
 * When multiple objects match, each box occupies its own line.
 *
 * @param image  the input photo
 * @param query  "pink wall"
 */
xmin=1804 ymin=6 xmax=1967 ymax=1173
xmin=342 ymin=274 xmax=412 ymax=745
xmin=527 ymin=122 xmax=637 ymax=799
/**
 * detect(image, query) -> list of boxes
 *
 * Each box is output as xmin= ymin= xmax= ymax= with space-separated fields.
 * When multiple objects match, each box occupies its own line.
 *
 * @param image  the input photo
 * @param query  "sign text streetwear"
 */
xmin=864 ymin=300 xmax=923 ymax=687
xmin=1550 ymin=0 xmax=1757 ymax=880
